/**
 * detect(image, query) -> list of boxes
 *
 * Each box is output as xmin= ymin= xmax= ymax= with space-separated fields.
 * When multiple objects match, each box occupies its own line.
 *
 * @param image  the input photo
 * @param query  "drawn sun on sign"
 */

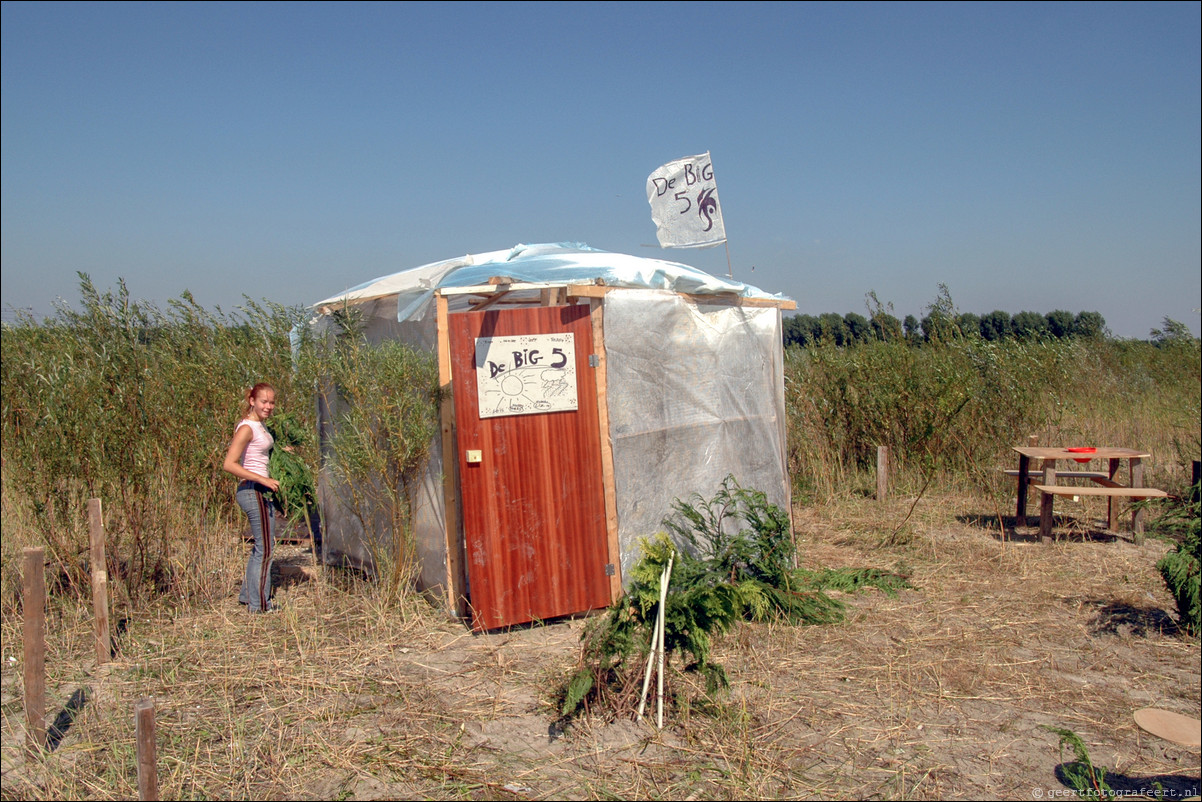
xmin=481 ymin=368 xmax=555 ymax=413
xmin=499 ymin=374 xmax=527 ymax=398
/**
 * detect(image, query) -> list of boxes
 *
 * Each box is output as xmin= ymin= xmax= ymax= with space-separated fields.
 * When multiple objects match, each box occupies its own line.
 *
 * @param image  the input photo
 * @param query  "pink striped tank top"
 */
xmin=236 ymin=419 xmax=273 ymax=479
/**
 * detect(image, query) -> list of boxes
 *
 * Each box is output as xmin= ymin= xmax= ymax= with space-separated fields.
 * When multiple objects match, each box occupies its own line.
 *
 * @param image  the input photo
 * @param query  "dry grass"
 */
xmin=2 ymin=489 xmax=1199 ymax=801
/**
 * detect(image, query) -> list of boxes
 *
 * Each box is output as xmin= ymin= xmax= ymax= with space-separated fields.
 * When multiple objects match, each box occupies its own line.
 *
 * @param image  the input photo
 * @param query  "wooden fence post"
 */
xmin=876 ymin=446 xmax=889 ymax=501
xmin=22 ymin=547 xmax=46 ymax=756
xmin=1028 ymin=434 xmax=1039 ymax=447
xmin=135 ymin=698 xmax=159 ymax=801
xmin=88 ymin=498 xmax=111 ymax=665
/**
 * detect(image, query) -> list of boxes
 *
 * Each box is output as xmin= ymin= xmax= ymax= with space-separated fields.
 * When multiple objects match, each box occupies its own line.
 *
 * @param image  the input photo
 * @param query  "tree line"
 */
xmin=784 ymin=307 xmax=1107 ymax=347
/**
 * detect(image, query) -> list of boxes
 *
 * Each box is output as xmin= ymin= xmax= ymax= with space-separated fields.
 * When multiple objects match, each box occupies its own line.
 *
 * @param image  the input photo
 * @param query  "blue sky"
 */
xmin=3 ymin=1 xmax=1199 ymax=337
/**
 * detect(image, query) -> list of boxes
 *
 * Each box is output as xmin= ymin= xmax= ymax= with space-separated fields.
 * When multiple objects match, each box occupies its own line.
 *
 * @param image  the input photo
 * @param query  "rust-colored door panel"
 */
xmin=448 ymin=304 xmax=612 ymax=631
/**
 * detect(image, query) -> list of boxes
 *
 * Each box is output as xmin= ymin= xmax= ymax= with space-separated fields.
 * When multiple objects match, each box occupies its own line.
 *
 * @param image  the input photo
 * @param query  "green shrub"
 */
xmin=1153 ymin=482 xmax=1201 ymax=636
xmin=1042 ymin=726 xmax=1113 ymax=800
xmin=265 ymin=410 xmax=320 ymax=537
xmin=560 ymin=477 xmax=909 ymax=719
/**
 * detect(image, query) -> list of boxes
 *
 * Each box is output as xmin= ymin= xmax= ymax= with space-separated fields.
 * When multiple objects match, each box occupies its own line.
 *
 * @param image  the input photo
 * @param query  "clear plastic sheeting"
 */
xmin=602 ymin=290 xmax=789 ymax=579
xmin=308 ymin=243 xmax=792 ymax=600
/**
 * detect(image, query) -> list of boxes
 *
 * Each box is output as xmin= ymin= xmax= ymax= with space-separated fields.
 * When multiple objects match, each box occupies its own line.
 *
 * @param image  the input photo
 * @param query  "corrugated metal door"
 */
xmin=448 ymin=304 xmax=612 ymax=631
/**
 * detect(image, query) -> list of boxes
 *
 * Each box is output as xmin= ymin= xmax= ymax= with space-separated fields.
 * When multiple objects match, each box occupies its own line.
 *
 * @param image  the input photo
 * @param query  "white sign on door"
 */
xmin=474 ymin=333 xmax=578 ymax=418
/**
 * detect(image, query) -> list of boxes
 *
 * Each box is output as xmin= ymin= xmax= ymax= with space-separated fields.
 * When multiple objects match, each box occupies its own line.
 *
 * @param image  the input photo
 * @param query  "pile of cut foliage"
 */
xmin=560 ymin=476 xmax=910 ymax=719
xmin=265 ymin=410 xmax=320 ymax=540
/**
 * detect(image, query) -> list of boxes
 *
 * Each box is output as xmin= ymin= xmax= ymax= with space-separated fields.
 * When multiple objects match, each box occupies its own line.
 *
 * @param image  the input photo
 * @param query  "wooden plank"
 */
xmin=1013 ymin=446 xmax=1151 ymax=460
xmin=1003 ymin=469 xmax=1110 ymax=480
xmin=469 ymin=291 xmax=511 ymax=312
xmin=539 ymin=286 xmax=566 ymax=306
xmin=565 ymin=284 xmax=609 ymax=299
xmin=315 ymin=293 xmax=396 ymax=313
xmin=681 ymin=292 xmax=796 ymax=310
xmin=1032 ymin=485 xmax=1168 ymax=498
xmin=436 ymin=293 xmax=467 ymax=620
xmin=440 ymin=282 xmax=569 ymax=297
xmin=590 ymin=298 xmax=623 ymax=602
xmin=1088 ymin=477 xmax=1125 ymax=489
xmin=564 ymin=283 xmax=797 ymax=310
xmin=329 ymin=282 xmax=796 ymax=310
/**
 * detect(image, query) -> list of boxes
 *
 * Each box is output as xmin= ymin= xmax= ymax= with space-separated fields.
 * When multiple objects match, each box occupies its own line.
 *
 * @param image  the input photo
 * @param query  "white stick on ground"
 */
xmin=636 ymin=599 xmax=658 ymax=721
xmin=637 ymin=556 xmax=673 ymax=722
xmin=657 ymin=556 xmax=673 ymax=729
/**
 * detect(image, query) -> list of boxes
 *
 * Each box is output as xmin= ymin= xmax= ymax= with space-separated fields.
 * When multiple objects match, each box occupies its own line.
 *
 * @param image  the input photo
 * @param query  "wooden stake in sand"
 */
xmin=22 ymin=547 xmax=46 ymax=756
xmin=135 ymin=698 xmax=159 ymax=801
xmin=89 ymin=498 xmax=111 ymax=665
xmin=876 ymin=446 xmax=889 ymax=501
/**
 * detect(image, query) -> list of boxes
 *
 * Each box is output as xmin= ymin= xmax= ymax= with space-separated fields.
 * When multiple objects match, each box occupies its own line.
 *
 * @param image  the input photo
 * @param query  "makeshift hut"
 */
xmin=309 ymin=242 xmax=795 ymax=631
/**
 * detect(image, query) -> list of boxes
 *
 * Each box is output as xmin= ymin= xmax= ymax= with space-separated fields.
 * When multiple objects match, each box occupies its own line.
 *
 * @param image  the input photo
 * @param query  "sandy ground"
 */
xmin=2 ymin=495 xmax=1200 ymax=800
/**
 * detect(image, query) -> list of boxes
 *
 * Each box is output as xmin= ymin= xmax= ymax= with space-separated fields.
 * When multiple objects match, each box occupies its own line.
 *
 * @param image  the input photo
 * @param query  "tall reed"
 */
xmin=297 ymin=309 xmax=440 ymax=606
xmin=784 ymin=335 xmax=1200 ymax=501
xmin=1 ymin=275 xmax=443 ymax=622
xmin=1 ymin=275 xmax=307 ymax=616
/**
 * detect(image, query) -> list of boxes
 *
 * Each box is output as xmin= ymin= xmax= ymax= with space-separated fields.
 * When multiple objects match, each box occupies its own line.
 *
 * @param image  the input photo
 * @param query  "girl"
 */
xmin=222 ymin=383 xmax=281 ymax=613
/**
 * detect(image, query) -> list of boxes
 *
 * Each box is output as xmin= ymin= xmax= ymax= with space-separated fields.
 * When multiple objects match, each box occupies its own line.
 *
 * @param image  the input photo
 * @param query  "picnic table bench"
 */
xmin=1009 ymin=447 xmax=1167 ymax=542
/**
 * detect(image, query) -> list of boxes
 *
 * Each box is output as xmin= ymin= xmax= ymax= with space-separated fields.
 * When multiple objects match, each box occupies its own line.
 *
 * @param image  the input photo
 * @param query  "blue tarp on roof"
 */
xmin=313 ymin=242 xmax=787 ymax=322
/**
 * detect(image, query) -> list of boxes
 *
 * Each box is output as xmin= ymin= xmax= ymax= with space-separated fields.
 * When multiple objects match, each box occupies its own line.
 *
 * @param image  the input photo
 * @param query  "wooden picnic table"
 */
xmin=1009 ymin=446 xmax=1167 ymax=542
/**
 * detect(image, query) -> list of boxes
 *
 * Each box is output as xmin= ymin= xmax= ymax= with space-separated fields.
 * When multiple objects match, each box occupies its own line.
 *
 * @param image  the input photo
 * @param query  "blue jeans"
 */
xmin=236 ymin=481 xmax=278 ymax=612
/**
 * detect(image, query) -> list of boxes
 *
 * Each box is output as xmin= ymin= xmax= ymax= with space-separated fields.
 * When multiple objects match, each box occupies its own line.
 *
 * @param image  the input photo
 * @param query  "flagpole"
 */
xmin=724 ymin=240 xmax=733 ymax=279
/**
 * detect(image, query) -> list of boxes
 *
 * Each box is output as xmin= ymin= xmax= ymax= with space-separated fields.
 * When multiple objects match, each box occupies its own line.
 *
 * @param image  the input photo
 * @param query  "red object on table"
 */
xmin=1066 ymin=447 xmax=1096 ymax=463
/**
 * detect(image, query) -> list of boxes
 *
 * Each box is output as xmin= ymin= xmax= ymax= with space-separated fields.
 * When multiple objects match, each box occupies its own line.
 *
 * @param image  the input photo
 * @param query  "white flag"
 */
xmin=646 ymin=152 xmax=727 ymax=249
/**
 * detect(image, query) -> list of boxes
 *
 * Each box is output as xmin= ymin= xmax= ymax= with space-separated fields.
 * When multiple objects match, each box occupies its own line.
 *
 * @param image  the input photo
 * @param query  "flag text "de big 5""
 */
xmin=650 ymin=160 xmax=715 ymax=215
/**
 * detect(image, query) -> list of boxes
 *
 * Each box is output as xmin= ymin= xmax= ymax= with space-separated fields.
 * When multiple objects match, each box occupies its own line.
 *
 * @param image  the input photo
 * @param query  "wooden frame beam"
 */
xmin=565 ymin=283 xmax=796 ymax=310
xmin=436 ymin=293 xmax=467 ymax=619
xmin=589 ymin=297 xmax=623 ymax=601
